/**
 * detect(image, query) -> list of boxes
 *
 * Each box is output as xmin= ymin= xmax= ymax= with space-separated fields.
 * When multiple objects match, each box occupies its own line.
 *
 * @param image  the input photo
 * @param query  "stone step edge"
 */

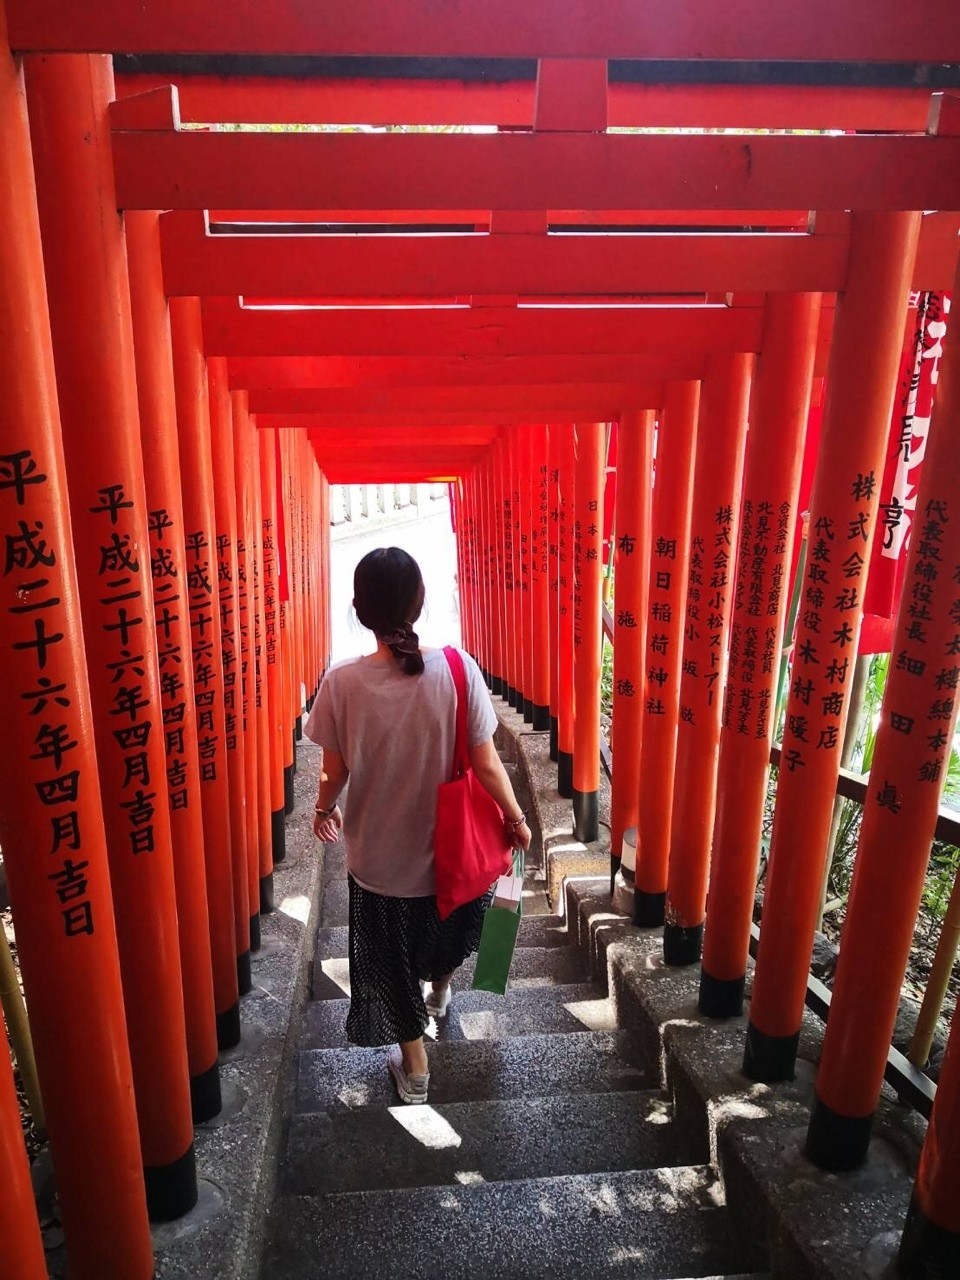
xmin=560 ymin=876 xmax=924 ymax=1280
xmin=272 ymin=1158 xmax=718 ymax=1207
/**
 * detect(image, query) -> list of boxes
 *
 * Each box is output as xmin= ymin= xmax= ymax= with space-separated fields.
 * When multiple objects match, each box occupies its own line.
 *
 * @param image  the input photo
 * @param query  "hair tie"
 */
xmin=378 ymin=623 xmax=420 ymax=656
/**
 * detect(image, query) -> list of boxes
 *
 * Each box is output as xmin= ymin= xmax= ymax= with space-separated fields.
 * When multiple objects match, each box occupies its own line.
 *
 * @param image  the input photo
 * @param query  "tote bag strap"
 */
xmin=442 ymin=645 xmax=470 ymax=780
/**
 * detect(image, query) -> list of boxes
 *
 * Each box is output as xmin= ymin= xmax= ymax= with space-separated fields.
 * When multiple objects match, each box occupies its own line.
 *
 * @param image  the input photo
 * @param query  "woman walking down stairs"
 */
xmin=258 ymin=836 xmax=767 ymax=1280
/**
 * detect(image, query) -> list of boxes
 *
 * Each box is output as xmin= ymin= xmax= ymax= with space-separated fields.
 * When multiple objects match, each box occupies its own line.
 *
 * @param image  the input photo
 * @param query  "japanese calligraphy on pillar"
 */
xmin=215 ymin=531 xmax=239 ymax=752
xmin=877 ymin=496 xmax=960 ymax=808
xmin=183 ymin=527 xmax=221 ymax=783
xmin=646 ymin=531 xmax=680 ymax=717
xmin=262 ymin=516 xmax=278 ymax=674
xmin=782 ymin=471 xmax=878 ymax=773
xmin=90 ymin=482 xmax=157 ymax=860
xmin=725 ymin=498 xmax=792 ymax=739
xmin=149 ymin=506 xmax=192 ymax=813
xmin=1 ymin=449 xmax=95 ymax=936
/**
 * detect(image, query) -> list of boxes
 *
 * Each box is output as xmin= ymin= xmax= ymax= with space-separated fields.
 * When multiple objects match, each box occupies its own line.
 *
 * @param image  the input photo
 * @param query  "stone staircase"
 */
xmin=258 ymin=844 xmax=768 ymax=1280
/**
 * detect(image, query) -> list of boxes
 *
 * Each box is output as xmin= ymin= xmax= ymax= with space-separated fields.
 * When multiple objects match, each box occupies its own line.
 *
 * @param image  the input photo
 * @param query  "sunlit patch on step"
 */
xmin=279 ymin=894 xmax=311 ymax=924
xmin=320 ymin=958 xmax=351 ymax=995
xmin=562 ymin=997 xmax=617 ymax=1032
xmin=335 ymin=1082 xmax=376 ymax=1108
xmin=388 ymin=1105 xmax=463 ymax=1150
xmin=453 ymin=1170 xmax=485 ymax=1185
xmin=642 ymin=1098 xmax=673 ymax=1125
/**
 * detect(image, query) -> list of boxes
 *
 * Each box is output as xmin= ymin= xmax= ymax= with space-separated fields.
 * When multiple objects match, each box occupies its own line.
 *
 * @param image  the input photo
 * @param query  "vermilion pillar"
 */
xmin=573 ymin=422 xmax=606 ymax=842
xmin=745 ymin=211 xmax=922 ymax=1081
xmin=548 ymin=428 xmax=562 ymax=759
xmin=609 ymin=409 xmax=655 ymax=868
xmin=635 ymin=383 xmax=699 ymax=925
xmin=485 ymin=454 xmax=504 ymax=694
xmin=557 ymin=424 xmax=576 ymax=798
xmin=208 ymin=357 xmax=252 ymax=994
xmin=170 ymin=295 xmax=241 ymax=1052
xmin=700 ymin=293 xmax=821 ymax=1015
xmin=125 ymin=209 xmax=221 ymax=1121
xmin=531 ymin=425 xmax=551 ymax=729
xmin=496 ymin=440 xmax=512 ymax=701
xmin=520 ymin=429 xmax=535 ymax=720
xmin=259 ymin=428 xmax=288 ymax=863
xmin=278 ymin=435 xmax=296 ymax=816
xmin=232 ymin=391 xmax=264 ymax=942
xmin=664 ymin=354 xmax=752 ymax=964
xmin=249 ymin=418 xmax=275 ymax=911
xmin=900 ymin=1009 xmax=960 ymax=1273
xmin=0 ymin=1008 xmax=46 ymax=1280
xmin=0 ymin=23 xmax=152 ymax=1270
xmin=807 ymin=251 xmax=960 ymax=1172
xmin=501 ymin=439 xmax=518 ymax=706
xmin=26 ymin=52 xmax=196 ymax=1219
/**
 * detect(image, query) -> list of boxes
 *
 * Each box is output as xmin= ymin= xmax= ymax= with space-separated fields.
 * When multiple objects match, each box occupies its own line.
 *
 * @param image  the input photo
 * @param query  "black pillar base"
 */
xmin=806 ymin=1096 xmax=874 ymax=1171
xmin=216 ymin=1001 xmax=241 ymax=1051
xmin=271 ymin=809 xmax=286 ymax=864
xmin=663 ymin=921 xmax=704 ymax=966
xmin=295 ymin=714 xmax=303 ymax=742
xmin=237 ymin=949 xmax=252 ymax=997
xmin=634 ymin=889 xmax=666 ymax=927
xmin=144 ymin=1143 xmax=198 ymax=1223
xmin=557 ymin=750 xmax=573 ymax=799
xmin=480 ymin=665 xmax=489 ymax=686
xmin=523 ymin=697 xmax=534 ymax=724
xmin=260 ymin=871 xmax=275 ymax=914
xmin=573 ymin=788 xmax=599 ymax=843
xmin=284 ymin=763 xmax=295 ymax=814
xmin=507 ymin=684 xmax=517 ymax=708
xmin=549 ymin=716 xmax=559 ymax=761
xmin=292 ymin=729 xmax=299 ymax=773
xmin=532 ymin=702 xmax=550 ymax=731
xmin=743 ymin=1021 xmax=800 ymax=1082
xmin=699 ymin=969 xmax=746 ymax=1018
xmin=249 ymin=912 xmax=261 ymax=953
xmin=305 ymin=693 xmax=314 ymax=713
xmin=189 ymin=1061 xmax=222 ymax=1124
xmin=898 ymin=1195 xmax=960 ymax=1278
xmin=492 ymin=675 xmax=504 ymax=697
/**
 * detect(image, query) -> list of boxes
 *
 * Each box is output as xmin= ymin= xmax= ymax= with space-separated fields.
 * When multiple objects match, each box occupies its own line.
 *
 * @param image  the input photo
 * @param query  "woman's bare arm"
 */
xmin=468 ymin=737 xmax=532 ymax=851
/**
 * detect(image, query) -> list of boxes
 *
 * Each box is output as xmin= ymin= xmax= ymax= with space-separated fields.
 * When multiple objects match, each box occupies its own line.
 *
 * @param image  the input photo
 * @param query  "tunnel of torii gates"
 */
xmin=3 ymin=3 xmax=960 ymax=1278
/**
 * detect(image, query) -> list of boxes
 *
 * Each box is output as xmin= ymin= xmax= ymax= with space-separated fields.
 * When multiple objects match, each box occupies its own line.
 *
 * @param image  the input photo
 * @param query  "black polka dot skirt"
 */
xmin=345 ymin=875 xmax=493 ymax=1047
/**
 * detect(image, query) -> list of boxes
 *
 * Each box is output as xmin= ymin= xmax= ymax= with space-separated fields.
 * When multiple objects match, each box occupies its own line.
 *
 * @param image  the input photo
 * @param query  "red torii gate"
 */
xmin=2 ymin=4 xmax=960 ymax=1278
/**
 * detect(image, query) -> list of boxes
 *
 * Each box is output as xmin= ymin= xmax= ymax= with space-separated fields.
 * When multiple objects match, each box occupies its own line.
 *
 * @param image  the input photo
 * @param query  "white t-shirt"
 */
xmin=304 ymin=646 xmax=498 ymax=898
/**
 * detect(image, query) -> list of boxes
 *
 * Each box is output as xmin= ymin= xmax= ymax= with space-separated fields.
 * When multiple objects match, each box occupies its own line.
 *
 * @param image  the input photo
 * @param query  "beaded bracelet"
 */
xmin=315 ymin=803 xmax=337 ymax=817
xmin=505 ymin=812 xmax=527 ymax=828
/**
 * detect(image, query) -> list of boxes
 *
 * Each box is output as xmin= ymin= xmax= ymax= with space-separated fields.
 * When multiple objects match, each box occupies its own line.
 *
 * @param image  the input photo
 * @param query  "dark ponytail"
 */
xmin=353 ymin=547 xmax=426 ymax=676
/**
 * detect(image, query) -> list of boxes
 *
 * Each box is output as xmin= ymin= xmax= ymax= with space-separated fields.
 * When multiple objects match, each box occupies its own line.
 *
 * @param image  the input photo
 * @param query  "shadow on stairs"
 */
xmin=257 ymin=846 xmax=768 ymax=1280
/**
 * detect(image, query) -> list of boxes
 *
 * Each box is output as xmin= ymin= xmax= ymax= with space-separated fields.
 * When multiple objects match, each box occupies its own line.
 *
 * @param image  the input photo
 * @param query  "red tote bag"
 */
xmin=434 ymin=647 xmax=513 ymax=920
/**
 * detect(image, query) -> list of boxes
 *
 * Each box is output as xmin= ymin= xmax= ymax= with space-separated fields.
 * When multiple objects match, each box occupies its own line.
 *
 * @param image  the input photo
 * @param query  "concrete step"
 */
xmin=261 ymin=1165 xmax=753 ymax=1280
xmin=280 ymin=1090 xmax=681 ymax=1195
xmin=311 ymin=940 xmax=590 ymax=1001
xmin=301 ymin=984 xmax=613 ymax=1049
xmin=295 ymin=1030 xmax=649 ymax=1114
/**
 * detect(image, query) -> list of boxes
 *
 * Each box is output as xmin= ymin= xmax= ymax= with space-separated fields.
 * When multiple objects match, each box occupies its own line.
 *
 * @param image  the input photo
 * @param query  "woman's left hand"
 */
xmin=313 ymin=805 xmax=343 ymax=844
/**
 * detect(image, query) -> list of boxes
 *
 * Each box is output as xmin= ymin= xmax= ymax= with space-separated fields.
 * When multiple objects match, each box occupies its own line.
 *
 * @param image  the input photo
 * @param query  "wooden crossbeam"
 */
xmin=160 ymin=214 xmax=852 ymax=295
xmin=201 ymin=299 xmax=765 ymax=358
xmin=113 ymin=130 xmax=960 ymax=213
xmin=226 ymin=354 xmax=707 ymax=390
xmin=10 ymin=1 xmax=960 ymax=62
xmin=262 ymin=410 xmax=612 ymax=428
xmin=159 ymin=212 xmax=960 ymax=295
xmin=245 ymin=382 xmax=661 ymax=415
xmin=116 ymin=74 xmax=941 ymax=133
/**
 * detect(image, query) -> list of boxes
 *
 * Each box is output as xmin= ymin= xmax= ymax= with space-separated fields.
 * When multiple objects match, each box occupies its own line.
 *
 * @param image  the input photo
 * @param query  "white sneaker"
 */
xmin=423 ymin=984 xmax=452 ymax=1019
xmin=387 ymin=1047 xmax=429 ymax=1104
